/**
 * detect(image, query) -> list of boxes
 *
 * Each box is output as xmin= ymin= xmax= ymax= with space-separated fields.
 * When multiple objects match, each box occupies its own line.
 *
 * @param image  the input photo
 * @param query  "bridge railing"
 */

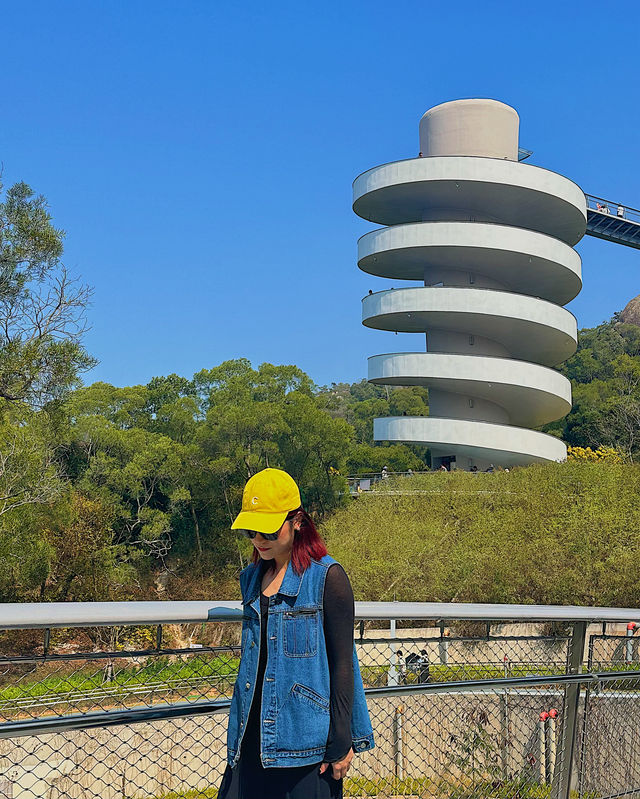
xmin=585 ymin=194 xmax=640 ymax=225
xmin=1 ymin=601 xmax=640 ymax=798
xmin=347 ymin=470 xmax=430 ymax=493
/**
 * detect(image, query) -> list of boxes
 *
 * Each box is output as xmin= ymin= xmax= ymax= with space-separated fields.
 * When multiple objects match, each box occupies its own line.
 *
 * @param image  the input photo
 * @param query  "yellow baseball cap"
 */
xmin=231 ymin=468 xmax=302 ymax=534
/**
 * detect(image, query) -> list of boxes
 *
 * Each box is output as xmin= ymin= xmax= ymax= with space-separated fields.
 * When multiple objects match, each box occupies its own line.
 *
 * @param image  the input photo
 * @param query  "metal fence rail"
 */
xmin=1 ymin=602 xmax=640 ymax=798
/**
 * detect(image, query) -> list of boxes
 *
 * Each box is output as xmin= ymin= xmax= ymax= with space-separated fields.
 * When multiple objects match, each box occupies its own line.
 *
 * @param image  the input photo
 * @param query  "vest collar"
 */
xmin=245 ymin=556 xmax=303 ymax=603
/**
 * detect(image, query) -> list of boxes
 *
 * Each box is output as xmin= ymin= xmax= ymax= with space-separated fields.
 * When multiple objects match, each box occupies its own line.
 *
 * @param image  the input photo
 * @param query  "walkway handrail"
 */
xmin=347 ymin=470 xmax=429 ymax=479
xmin=2 ymin=599 xmax=640 ymax=630
xmin=585 ymin=193 xmax=640 ymax=224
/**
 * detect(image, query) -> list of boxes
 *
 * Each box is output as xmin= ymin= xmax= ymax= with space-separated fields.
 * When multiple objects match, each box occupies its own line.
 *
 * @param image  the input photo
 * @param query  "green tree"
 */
xmin=42 ymin=490 xmax=140 ymax=602
xmin=0 ymin=503 xmax=53 ymax=602
xmin=0 ymin=180 xmax=96 ymax=408
xmin=63 ymin=408 xmax=186 ymax=566
xmin=545 ymin=317 xmax=640 ymax=459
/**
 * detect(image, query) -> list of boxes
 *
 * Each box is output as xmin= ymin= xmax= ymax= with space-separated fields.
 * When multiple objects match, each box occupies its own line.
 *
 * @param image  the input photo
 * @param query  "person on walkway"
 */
xmin=418 ymin=649 xmax=430 ymax=683
xmin=218 ymin=468 xmax=375 ymax=799
xmin=395 ymin=649 xmax=407 ymax=685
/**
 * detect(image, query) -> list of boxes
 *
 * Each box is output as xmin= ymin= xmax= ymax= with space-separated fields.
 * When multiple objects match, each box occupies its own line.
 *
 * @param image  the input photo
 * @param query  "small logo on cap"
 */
xmin=251 ymin=496 xmax=259 ymax=505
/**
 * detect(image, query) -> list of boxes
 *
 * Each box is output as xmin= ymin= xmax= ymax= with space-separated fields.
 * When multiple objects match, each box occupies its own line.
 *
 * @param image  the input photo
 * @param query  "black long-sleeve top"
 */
xmin=249 ymin=562 xmax=355 ymax=763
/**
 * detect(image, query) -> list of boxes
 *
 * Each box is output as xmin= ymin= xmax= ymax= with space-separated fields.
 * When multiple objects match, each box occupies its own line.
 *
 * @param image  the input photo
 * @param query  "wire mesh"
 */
xmin=0 ymin=618 xmax=639 ymax=798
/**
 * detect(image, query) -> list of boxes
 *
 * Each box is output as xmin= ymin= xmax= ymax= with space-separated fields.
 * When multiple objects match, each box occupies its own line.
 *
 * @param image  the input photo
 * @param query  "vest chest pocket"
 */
xmin=283 ymin=609 xmax=319 ymax=657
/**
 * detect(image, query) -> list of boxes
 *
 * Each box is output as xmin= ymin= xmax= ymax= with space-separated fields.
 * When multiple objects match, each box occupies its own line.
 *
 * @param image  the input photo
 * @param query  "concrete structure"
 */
xmin=353 ymin=99 xmax=587 ymax=470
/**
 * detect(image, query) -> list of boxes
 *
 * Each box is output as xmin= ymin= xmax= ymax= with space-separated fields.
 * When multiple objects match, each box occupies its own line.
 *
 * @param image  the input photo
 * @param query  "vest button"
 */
xmin=250 ymin=641 xmax=255 ymax=647
xmin=245 ymin=682 xmax=251 ymax=689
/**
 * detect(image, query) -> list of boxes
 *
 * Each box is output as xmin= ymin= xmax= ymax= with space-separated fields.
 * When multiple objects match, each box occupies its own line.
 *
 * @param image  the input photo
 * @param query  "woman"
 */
xmin=218 ymin=467 xmax=375 ymax=799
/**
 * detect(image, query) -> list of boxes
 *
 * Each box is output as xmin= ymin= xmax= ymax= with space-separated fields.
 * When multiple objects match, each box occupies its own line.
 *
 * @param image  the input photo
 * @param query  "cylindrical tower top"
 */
xmin=419 ymin=98 xmax=519 ymax=161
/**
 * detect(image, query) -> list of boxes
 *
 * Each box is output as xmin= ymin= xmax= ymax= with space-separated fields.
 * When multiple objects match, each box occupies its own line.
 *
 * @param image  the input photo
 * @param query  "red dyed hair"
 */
xmin=250 ymin=508 xmax=328 ymax=575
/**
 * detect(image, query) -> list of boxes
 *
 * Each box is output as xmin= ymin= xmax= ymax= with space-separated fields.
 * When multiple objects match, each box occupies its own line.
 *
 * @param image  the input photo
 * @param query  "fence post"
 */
xmin=547 ymin=708 xmax=558 ymax=783
xmin=388 ymin=618 xmax=400 ymax=687
xmin=394 ymin=704 xmax=405 ymax=781
xmin=551 ymin=621 xmax=587 ymax=799
xmin=539 ymin=712 xmax=548 ymax=784
xmin=499 ymin=689 xmax=510 ymax=778
xmin=576 ymin=635 xmax=595 ymax=797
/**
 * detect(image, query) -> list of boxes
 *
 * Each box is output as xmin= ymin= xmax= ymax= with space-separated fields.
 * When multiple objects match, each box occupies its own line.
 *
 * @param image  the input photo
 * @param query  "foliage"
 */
xmin=0 ymin=180 xmax=96 ymax=408
xmin=567 ymin=445 xmax=624 ymax=463
xmin=0 ymin=178 xmax=97 ymax=602
xmin=42 ymin=490 xmax=141 ymax=602
xmin=0 ymin=504 xmax=54 ymax=602
xmin=0 ymin=403 xmax=62 ymax=516
xmin=321 ymin=462 xmax=640 ymax=607
xmin=544 ymin=320 xmax=640 ymax=461
xmin=445 ymin=705 xmax=502 ymax=788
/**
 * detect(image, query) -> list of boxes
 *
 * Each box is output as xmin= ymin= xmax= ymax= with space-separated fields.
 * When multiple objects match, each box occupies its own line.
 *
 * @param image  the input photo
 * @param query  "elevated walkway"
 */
xmin=519 ymin=147 xmax=639 ymax=250
xmin=584 ymin=194 xmax=640 ymax=249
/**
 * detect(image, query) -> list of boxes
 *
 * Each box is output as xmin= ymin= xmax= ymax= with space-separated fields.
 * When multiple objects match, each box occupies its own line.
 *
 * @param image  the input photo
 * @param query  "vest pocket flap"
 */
xmin=283 ymin=607 xmax=318 ymax=615
xmin=291 ymin=682 xmax=330 ymax=711
xmin=283 ymin=609 xmax=318 ymax=657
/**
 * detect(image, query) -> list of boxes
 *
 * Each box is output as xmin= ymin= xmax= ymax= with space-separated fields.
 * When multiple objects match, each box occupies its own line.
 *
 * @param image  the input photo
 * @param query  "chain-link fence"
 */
xmin=1 ymin=603 xmax=640 ymax=798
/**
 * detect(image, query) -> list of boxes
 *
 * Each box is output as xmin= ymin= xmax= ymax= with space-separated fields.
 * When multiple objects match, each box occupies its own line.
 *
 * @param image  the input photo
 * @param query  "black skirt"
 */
xmin=217 ymin=695 xmax=343 ymax=799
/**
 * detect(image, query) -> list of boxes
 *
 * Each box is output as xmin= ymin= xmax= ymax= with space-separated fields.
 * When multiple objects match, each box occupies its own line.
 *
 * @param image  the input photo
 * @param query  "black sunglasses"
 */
xmin=237 ymin=529 xmax=280 ymax=541
xmin=236 ymin=510 xmax=302 ymax=541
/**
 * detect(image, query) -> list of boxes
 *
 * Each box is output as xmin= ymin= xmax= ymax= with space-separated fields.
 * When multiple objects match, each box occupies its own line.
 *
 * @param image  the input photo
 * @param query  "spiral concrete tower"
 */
xmin=353 ymin=99 xmax=587 ymax=470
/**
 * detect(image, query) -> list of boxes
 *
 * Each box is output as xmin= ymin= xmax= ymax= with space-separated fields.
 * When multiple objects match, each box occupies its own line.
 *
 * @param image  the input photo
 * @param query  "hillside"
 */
xmin=320 ymin=462 xmax=640 ymax=608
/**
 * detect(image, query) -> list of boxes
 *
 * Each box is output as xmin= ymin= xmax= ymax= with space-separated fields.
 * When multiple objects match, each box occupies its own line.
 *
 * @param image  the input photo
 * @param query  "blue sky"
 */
xmin=1 ymin=1 xmax=638 ymax=389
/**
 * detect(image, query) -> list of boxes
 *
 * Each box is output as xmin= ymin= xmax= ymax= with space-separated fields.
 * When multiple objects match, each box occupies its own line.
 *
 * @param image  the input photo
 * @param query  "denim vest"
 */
xmin=226 ymin=553 xmax=375 ymax=768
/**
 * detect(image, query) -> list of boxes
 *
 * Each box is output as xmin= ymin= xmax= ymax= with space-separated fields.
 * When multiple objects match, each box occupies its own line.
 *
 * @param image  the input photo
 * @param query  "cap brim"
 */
xmin=231 ymin=509 xmax=289 ymax=535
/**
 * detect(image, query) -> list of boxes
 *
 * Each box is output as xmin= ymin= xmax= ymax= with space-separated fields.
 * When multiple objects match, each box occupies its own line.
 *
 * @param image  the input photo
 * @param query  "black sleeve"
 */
xmin=322 ymin=562 xmax=355 ymax=763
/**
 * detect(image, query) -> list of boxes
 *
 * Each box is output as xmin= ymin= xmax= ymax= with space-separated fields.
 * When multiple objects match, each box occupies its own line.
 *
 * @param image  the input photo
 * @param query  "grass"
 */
xmin=0 ymin=653 xmax=240 ymax=706
xmin=359 ymin=661 xmax=578 ymax=688
xmin=4 ymin=653 xmax=640 ymax=707
xmin=129 ymin=776 xmax=598 ymax=798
